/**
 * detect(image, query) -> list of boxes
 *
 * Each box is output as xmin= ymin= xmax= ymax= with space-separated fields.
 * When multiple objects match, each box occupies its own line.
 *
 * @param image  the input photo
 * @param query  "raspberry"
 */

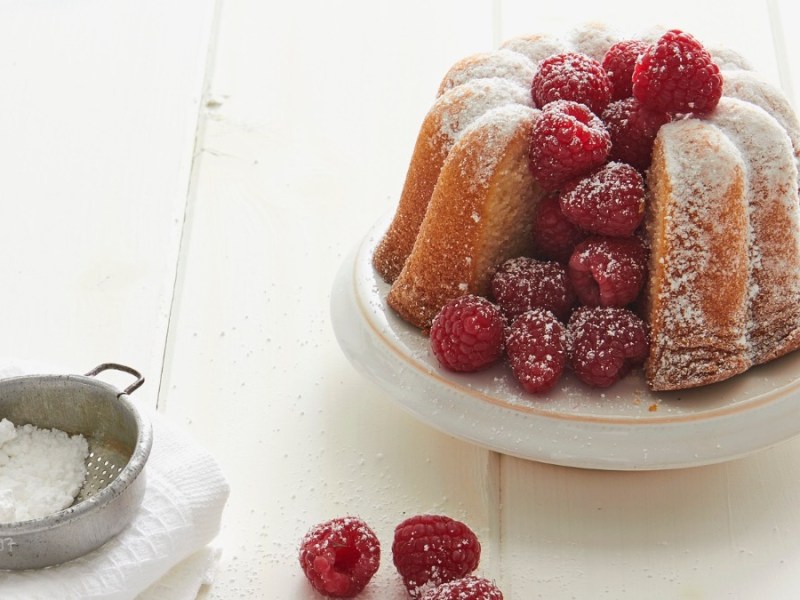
xmin=559 ymin=162 xmax=645 ymax=237
xmin=506 ymin=309 xmax=567 ymax=394
xmin=298 ymin=517 xmax=380 ymax=598
xmin=392 ymin=514 xmax=481 ymax=597
xmin=601 ymin=40 xmax=650 ymax=100
xmin=568 ymin=306 xmax=649 ymax=387
xmin=420 ymin=576 xmax=504 ymax=600
xmin=632 ymin=29 xmax=723 ymax=114
xmin=491 ymin=257 xmax=576 ymax=322
xmin=529 ymin=100 xmax=611 ymax=190
xmin=568 ymin=237 xmax=647 ymax=307
xmin=602 ymin=97 xmax=672 ymax=170
xmin=430 ymin=295 xmax=505 ymax=372
xmin=532 ymin=52 xmax=612 ymax=115
xmin=531 ymin=193 xmax=585 ymax=264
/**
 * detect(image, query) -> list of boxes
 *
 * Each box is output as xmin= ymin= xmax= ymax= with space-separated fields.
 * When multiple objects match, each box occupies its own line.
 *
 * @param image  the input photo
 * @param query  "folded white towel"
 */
xmin=0 ymin=361 xmax=230 ymax=600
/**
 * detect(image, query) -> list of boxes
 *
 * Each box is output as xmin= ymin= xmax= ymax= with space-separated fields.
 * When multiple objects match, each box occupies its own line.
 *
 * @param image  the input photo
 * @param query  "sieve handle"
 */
xmin=85 ymin=363 xmax=145 ymax=395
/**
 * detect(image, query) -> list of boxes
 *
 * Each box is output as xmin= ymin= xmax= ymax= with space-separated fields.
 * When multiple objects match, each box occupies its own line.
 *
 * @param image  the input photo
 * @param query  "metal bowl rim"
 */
xmin=0 ymin=372 xmax=153 ymax=534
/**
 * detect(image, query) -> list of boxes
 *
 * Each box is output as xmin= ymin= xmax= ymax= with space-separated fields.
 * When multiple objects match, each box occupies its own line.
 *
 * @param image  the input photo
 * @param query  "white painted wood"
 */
xmin=500 ymin=441 xmax=800 ymax=599
xmin=0 ymin=0 xmax=216 ymax=408
xmin=160 ymin=1 xmax=501 ymax=598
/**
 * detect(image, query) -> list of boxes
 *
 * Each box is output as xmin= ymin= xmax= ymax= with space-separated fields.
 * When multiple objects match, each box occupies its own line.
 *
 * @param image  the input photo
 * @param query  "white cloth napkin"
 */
xmin=0 ymin=360 xmax=230 ymax=600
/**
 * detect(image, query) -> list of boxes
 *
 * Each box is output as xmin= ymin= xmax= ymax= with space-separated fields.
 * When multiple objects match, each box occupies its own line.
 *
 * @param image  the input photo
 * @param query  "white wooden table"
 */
xmin=3 ymin=1 xmax=800 ymax=598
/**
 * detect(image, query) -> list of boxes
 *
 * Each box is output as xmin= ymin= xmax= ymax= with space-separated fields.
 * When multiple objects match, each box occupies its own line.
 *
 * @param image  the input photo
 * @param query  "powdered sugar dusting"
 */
xmin=500 ymin=33 xmax=567 ymax=66
xmin=434 ymin=78 xmax=532 ymax=145
xmin=646 ymin=117 xmax=750 ymax=389
xmin=454 ymin=104 xmax=537 ymax=191
xmin=438 ymin=49 xmax=535 ymax=96
xmin=722 ymin=69 xmax=800 ymax=183
xmin=567 ymin=22 xmax=620 ymax=62
xmin=708 ymin=98 xmax=800 ymax=363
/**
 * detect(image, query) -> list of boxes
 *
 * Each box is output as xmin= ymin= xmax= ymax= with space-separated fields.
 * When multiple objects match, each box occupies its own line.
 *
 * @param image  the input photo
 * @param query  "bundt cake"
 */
xmin=373 ymin=24 xmax=800 ymax=392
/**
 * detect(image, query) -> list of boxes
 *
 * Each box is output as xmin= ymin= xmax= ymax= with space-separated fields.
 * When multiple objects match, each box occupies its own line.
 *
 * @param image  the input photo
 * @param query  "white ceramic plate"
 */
xmin=331 ymin=216 xmax=800 ymax=470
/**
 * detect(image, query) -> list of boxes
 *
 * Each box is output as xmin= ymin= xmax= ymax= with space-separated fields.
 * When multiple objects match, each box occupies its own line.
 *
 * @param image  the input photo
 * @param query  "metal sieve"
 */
xmin=0 ymin=363 xmax=152 ymax=570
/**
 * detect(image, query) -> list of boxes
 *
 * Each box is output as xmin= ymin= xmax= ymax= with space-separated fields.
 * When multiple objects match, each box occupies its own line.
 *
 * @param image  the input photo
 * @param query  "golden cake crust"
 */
xmin=646 ymin=99 xmax=800 ymax=390
xmin=387 ymin=104 xmax=543 ymax=329
xmin=645 ymin=119 xmax=749 ymax=390
xmin=372 ymin=78 xmax=531 ymax=283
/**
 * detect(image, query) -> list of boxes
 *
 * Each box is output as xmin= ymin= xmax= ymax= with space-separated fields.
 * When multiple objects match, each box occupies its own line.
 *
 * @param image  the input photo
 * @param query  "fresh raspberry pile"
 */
xmin=298 ymin=517 xmax=381 ymax=598
xmin=429 ymin=295 xmax=505 ymax=372
xmin=530 ymin=193 xmax=585 ymax=263
xmin=602 ymin=98 xmax=672 ymax=170
xmin=632 ymin=29 xmax=723 ymax=114
xmin=601 ymin=40 xmax=650 ymax=100
xmin=300 ymin=514 xmax=496 ymax=598
xmin=567 ymin=236 xmax=648 ymax=307
xmin=559 ymin=162 xmax=645 ymax=237
xmin=491 ymin=257 xmax=576 ymax=322
xmin=528 ymin=100 xmax=611 ymax=190
xmin=569 ymin=306 xmax=649 ymax=387
xmin=428 ymin=28 xmax=724 ymax=393
xmin=506 ymin=309 xmax=567 ymax=394
xmin=532 ymin=52 xmax=612 ymax=115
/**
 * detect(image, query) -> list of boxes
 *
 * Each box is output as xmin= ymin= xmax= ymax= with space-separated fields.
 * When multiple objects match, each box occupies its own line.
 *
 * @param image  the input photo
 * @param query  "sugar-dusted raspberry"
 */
xmin=299 ymin=516 xmax=380 ymax=598
xmin=531 ymin=193 xmax=585 ymax=264
xmin=601 ymin=40 xmax=650 ymax=100
xmin=491 ymin=257 xmax=576 ymax=322
xmin=529 ymin=100 xmax=611 ymax=190
xmin=632 ymin=29 xmax=723 ymax=114
xmin=568 ymin=237 xmax=647 ymax=307
xmin=532 ymin=52 xmax=612 ymax=115
xmin=430 ymin=295 xmax=505 ymax=372
xmin=568 ymin=306 xmax=649 ymax=388
xmin=602 ymin=97 xmax=672 ymax=170
xmin=506 ymin=309 xmax=567 ymax=394
xmin=420 ymin=576 xmax=504 ymax=600
xmin=559 ymin=162 xmax=645 ymax=237
xmin=392 ymin=514 xmax=481 ymax=597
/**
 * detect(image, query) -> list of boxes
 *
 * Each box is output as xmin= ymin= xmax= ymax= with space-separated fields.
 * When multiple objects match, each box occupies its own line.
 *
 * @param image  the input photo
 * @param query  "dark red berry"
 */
xmin=601 ymin=40 xmax=650 ymax=100
xmin=568 ymin=306 xmax=649 ymax=387
xmin=299 ymin=517 xmax=380 ymax=598
xmin=506 ymin=309 xmax=567 ymax=394
xmin=568 ymin=237 xmax=647 ymax=307
xmin=420 ymin=576 xmax=504 ymax=600
xmin=532 ymin=52 xmax=612 ymax=115
xmin=529 ymin=100 xmax=611 ymax=190
xmin=531 ymin=193 xmax=585 ymax=264
xmin=430 ymin=295 xmax=505 ymax=372
xmin=392 ymin=515 xmax=481 ymax=598
xmin=491 ymin=257 xmax=576 ymax=322
xmin=632 ymin=29 xmax=723 ymax=114
xmin=602 ymin=97 xmax=673 ymax=170
xmin=559 ymin=162 xmax=645 ymax=237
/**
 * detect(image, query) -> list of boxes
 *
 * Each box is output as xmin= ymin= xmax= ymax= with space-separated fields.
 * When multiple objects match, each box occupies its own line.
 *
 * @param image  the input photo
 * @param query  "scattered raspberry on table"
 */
xmin=298 ymin=516 xmax=380 ymax=598
xmin=420 ymin=575 xmax=504 ymax=600
xmin=392 ymin=514 xmax=481 ymax=597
